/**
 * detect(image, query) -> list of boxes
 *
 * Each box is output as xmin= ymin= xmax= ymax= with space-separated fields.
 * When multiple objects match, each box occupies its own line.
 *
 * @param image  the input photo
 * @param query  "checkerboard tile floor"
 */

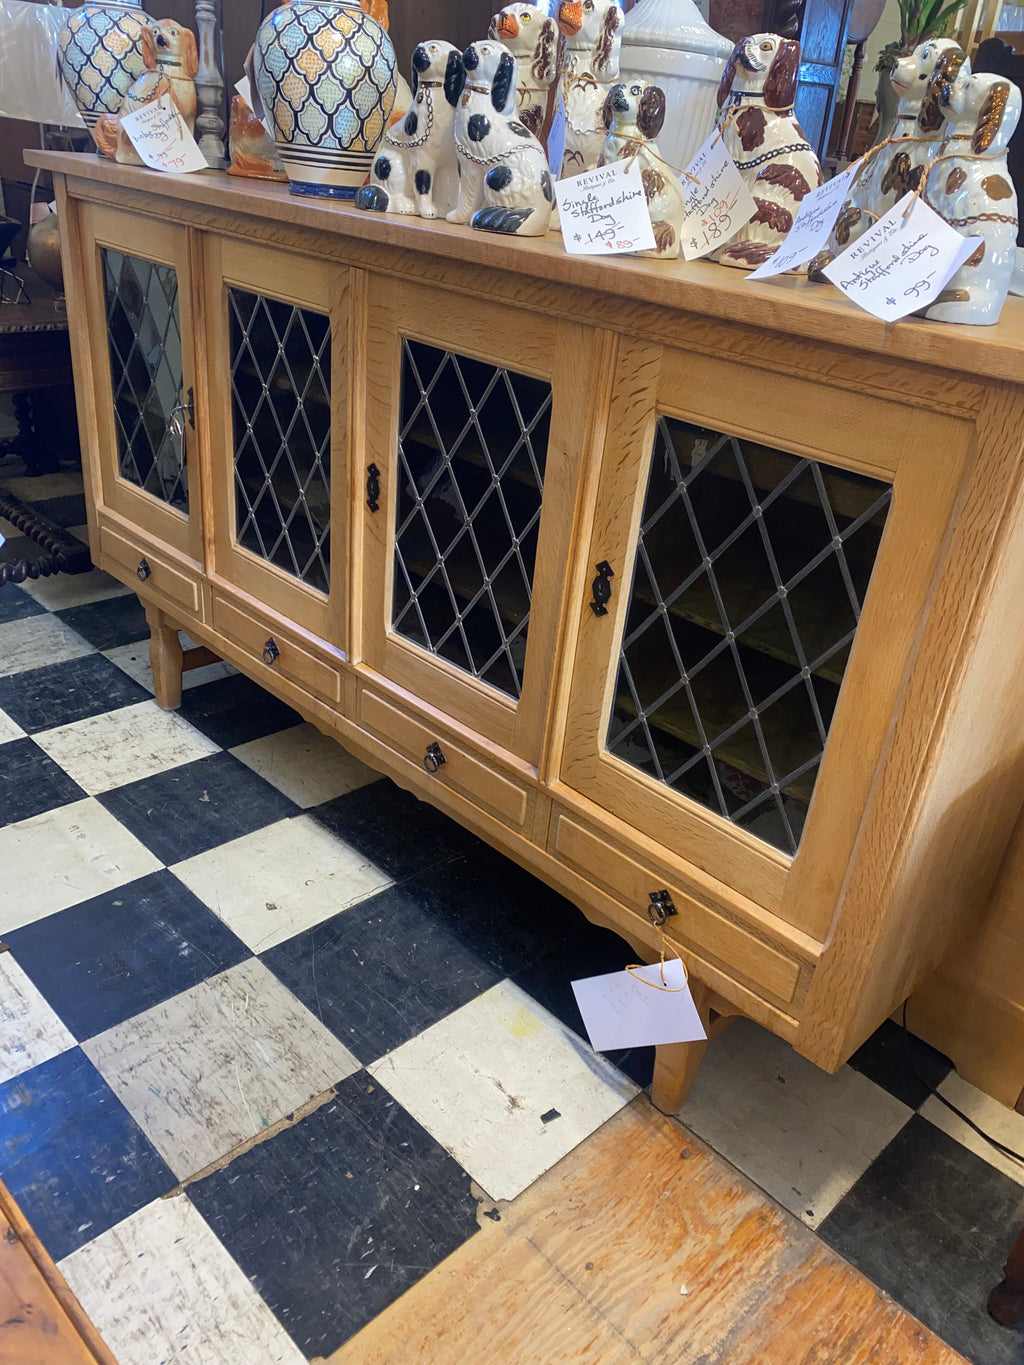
xmin=3 ymin=464 xmax=1024 ymax=1364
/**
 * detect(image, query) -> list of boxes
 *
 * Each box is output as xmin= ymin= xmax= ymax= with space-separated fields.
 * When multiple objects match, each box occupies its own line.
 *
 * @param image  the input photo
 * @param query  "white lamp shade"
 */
xmin=0 ymin=0 xmax=84 ymax=125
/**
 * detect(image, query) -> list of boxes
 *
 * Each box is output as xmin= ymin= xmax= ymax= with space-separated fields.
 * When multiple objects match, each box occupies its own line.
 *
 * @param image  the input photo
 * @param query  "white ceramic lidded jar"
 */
xmin=253 ymin=0 xmax=397 ymax=199
xmin=618 ymin=0 xmax=732 ymax=175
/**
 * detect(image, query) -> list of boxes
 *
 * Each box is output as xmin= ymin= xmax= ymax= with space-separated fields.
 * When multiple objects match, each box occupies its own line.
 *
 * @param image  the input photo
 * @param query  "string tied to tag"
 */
xmin=624 ymin=893 xmax=688 ymax=992
xmin=621 ymin=136 xmax=700 ymax=184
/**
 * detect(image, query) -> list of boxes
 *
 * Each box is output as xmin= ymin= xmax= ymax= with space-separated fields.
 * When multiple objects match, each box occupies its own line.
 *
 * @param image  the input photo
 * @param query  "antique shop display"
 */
xmin=557 ymin=0 xmax=625 ymax=175
xmin=618 ymin=0 xmax=732 ymax=178
xmin=712 ymin=33 xmax=823 ymax=269
xmin=227 ymin=94 xmax=288 ymax=181
xmin=56 ymin=0 xmax=150 ymax=148
xmin=34 ymin=143 xmax=1024 ymax=1114
xmin=448 ymin=41 xmax=555 ymax=236
xmin=490 ymin=3 xmax=563 ymax=147
xmin=94 ymin=19 xmax=199 ymax=165
xmin=356 ymin=41 xmax=463 ymax=217
xmin=810 ymin=40 xmax=963 ymax=276
xmin=252 ymin=0 xmax=397 ymax=198
xmin=599 ymin=79 xmax=686 ymax=256
xmin=923 ymin=66 xmax=1021 ymax=325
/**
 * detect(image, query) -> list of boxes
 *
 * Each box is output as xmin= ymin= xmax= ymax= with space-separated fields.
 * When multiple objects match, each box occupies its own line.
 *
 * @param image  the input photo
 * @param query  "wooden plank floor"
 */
xmin=0 ymin=1183 xmax=118 ymax=1365
xmin=324 ymin=1097 xmax=967 ymax=1365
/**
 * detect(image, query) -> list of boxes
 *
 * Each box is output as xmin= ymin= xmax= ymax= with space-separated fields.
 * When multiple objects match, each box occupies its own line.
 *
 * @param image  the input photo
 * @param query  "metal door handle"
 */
xmin=424 ymin=741 xmax=446 ymax=773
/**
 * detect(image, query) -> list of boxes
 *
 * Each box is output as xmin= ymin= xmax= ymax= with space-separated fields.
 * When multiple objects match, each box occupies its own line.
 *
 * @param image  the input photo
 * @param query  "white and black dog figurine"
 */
xmin=923 ymin=64 xmax=1021 ymax=325
xmin=355 ymin=41 xmax=463 ymax=218
xmin=599 ymin=80 xmax=686 ymax=257
xmin=448 ymin=40 xmax=555 ymax=236
xmin=489 ymin=3 xmax=563 ymax=150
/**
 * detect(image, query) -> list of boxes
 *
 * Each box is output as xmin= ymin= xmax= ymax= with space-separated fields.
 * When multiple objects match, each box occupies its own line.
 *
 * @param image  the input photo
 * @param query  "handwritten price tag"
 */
xmin=822 ymin=193 xmax=982 ymax=322
xmin=119 ymin=93 xmax=207 ymax=174
xmin=555 ymin=158 xmax=657 ymax=256
xmin=747 ymin=164 xmax=857 ymax=280
xmin=680 ymin=132 xmax=755 ymax=262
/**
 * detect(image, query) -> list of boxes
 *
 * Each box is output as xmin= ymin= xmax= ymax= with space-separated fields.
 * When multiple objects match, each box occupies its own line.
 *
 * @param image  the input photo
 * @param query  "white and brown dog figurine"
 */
xmin=448 ymin=40 xmax=555 ymax=236
xmin=809 ymin=40 xmax=964 ymax=275
xmin=557 ymin=0 xmax=625 ymax=177
xmin=712 ymin=32 xmax=823 ymax=269
xmin=923 ymin=64 xmax=1021 ymax=325
xmin=490 ymin=4 xmax=563 ymax=151
xmin=599 ymin=80 xmax=686 ymax=258
xmin=94 ymin=19 xmax=199 ymax=164
xmin=356 ymin=42 xmax=464 ymax=218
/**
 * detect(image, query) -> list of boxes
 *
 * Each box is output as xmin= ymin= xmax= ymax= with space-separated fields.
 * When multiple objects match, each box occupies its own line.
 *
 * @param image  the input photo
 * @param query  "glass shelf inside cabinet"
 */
xmin=101 ymin=249 xmax=187 ymax=512
xmin=392 ymin=339 xmax=553 ymax=701
xmin=608 ymin=418 xmax=892 ymax=856
xmin=229 ymin=289 xmax=331 ymax=595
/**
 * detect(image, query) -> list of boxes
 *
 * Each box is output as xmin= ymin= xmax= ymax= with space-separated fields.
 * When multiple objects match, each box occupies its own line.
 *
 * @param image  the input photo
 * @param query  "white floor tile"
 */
xmin=34 ymin=700 xmax=220 ymax=795
xmin=368 ymin=980 xmax=638 ymax=1203
xmin=83 ymin=958 xmax=360 ymax=1180
xmin=59 ymin=1193 xmax=306 ymax=1365
xmin=679 ymin=1019 xmax=912 ymax=1228
xmin=171 ymin=815 xmax=393 ymax=953
xmin=230 ymin=723 xmax=379 ymax=808
xmin=21 ymin=566 xmax=131 ymax=611
xmin=0 ymin=615 xmax=93 ymax=677
xmin=0 ymin=706 xmax=24 ymax=745
xmin=920 ymin=1072 xmax=1024 ymax=1187
xmin=0 ymin=798 xmax=161 ymax=934
xmin=104 ymin=640 xmax=236 ymax=695
xmin=0 ymin=954 xmax=75 ymax=1082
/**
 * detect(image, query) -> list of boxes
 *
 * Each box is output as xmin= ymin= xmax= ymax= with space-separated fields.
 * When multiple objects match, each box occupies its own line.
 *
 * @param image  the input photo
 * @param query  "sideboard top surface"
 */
xmin=30 ymin=150 xmax=1024 ymax=387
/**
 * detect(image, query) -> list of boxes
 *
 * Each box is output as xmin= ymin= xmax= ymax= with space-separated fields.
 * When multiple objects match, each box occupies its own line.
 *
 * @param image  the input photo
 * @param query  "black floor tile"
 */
xmin=188 ymin=1075 xmax=480 ymax=1357
xmin=308 ymin=778 xmax=484 ymax=883
xmin=513 ymin=925 xmax=656 ymax=1089
xmin=0 ymin=652 xmax=149 ymax=733
xmin=819 ymin=1116 xmax=1024 ymax=1365
xmin=56 ymin=594 xmax=148 ymax=650
xmin=0 ymin=585 xmax=46 ymax=624
xmin=0 ymin=736 xmax=86 ymax=828
xmin=263 ymin=881 xmax=503 ymax=1064
xmin=0 ymin=1048 xmax=174 ymax=1261
xmin=99 ymin=752 xmax=299 ymax=864
xmin=6 ymin=870 xmax=251 ymax=1039
xmin=176 ymin=673 xmax=304 ymax=748
xmin=847 ymin=1018 xmax=954 ymax=1110
xmin=32 ymin=493 xmax=88 ymax=528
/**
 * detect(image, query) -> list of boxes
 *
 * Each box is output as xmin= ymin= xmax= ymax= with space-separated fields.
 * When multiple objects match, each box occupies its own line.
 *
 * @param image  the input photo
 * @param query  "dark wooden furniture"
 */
xmin=989 ymin=1224 xmax=1024 ymax=1327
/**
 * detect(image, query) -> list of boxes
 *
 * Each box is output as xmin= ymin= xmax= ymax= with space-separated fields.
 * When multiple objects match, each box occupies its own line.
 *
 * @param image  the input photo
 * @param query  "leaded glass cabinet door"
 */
xmin=562 ymin=339 xmax=965 ymax=941
xmin=80 ymin=205 xmax=200 ymax=560
xmin=361 ymin=278 xmax=602 ymax=761
xmin=204 ymin=238 xmax=349 ymax=643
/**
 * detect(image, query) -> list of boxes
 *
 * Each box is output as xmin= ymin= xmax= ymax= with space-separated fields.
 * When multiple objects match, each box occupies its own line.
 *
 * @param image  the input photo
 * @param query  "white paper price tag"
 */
xmin=822 ymin=193 xmax=982 ymax=322
xmin=546 ymin=98 xmax=566 ymax=177
xmin=748 ymin=164 xmax=857 ymax=280
xmin=571 ymin=959 xmax=707 ymax=1053
xmin=555 ymin=158 xmax=657 ymax=256
xmin=119 ymin=93 xmax=207 ymax=174
xmin=680 ymin=132 xmax=755 ymax=262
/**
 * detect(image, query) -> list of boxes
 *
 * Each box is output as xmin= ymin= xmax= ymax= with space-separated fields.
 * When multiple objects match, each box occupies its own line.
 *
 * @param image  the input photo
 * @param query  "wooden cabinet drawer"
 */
xmin=213 ymin=595 xmax=342 ymax=704
xmin=99 ymin=525 xmax=200 ymax=616
xmin=360 ymin=688 xmax=532 ymax=831
xmin=552 ymin=811 xmax=803 ymax=1007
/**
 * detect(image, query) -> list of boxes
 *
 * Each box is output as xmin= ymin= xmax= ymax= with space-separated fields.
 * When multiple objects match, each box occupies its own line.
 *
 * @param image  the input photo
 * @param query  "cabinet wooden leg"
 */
xmin=145 ymin=604 xmax=184 ymax=711
xmin=649 ymin=978 xmax=741 ymax=1116
xmin=989 ymin=1225 xmax=1024 ymax=1326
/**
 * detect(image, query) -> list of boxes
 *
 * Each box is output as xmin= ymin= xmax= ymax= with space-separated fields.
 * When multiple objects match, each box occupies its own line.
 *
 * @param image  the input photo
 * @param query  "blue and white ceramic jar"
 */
xmin=56 ymin=0 xmax=150 ymax=151
xmin=253 ymin=0 xmax=397 ymax=198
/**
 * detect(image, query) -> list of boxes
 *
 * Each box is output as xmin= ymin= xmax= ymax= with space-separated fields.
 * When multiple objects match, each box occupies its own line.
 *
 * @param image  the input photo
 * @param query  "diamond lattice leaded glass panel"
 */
xmin=392 ymin=340 xmax=553 ymax=701
xmin=229 ymin=290 xmax=331 ymax=596
xmin=101 ymin=248 xmax=187 ymax=512
xmin=607 ymin=419 xmax=892 ymax=856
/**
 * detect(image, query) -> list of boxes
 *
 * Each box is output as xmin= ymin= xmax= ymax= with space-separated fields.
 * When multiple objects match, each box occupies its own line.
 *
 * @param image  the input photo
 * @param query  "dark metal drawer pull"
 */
xmin=262 ymin=637 xmax=280 ymax=666
xmin=136 ymin=557 xmax=151 ymax=581
xmin=647 ymin=890 xmax=678 ymax=927
xmin=423 ymin=741 xmax=446 ymax=773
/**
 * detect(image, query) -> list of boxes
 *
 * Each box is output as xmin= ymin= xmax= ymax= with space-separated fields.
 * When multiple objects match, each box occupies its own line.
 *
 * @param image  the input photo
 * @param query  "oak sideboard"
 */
xmin=31 ymin=149 xmax=1024 ymax=1112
